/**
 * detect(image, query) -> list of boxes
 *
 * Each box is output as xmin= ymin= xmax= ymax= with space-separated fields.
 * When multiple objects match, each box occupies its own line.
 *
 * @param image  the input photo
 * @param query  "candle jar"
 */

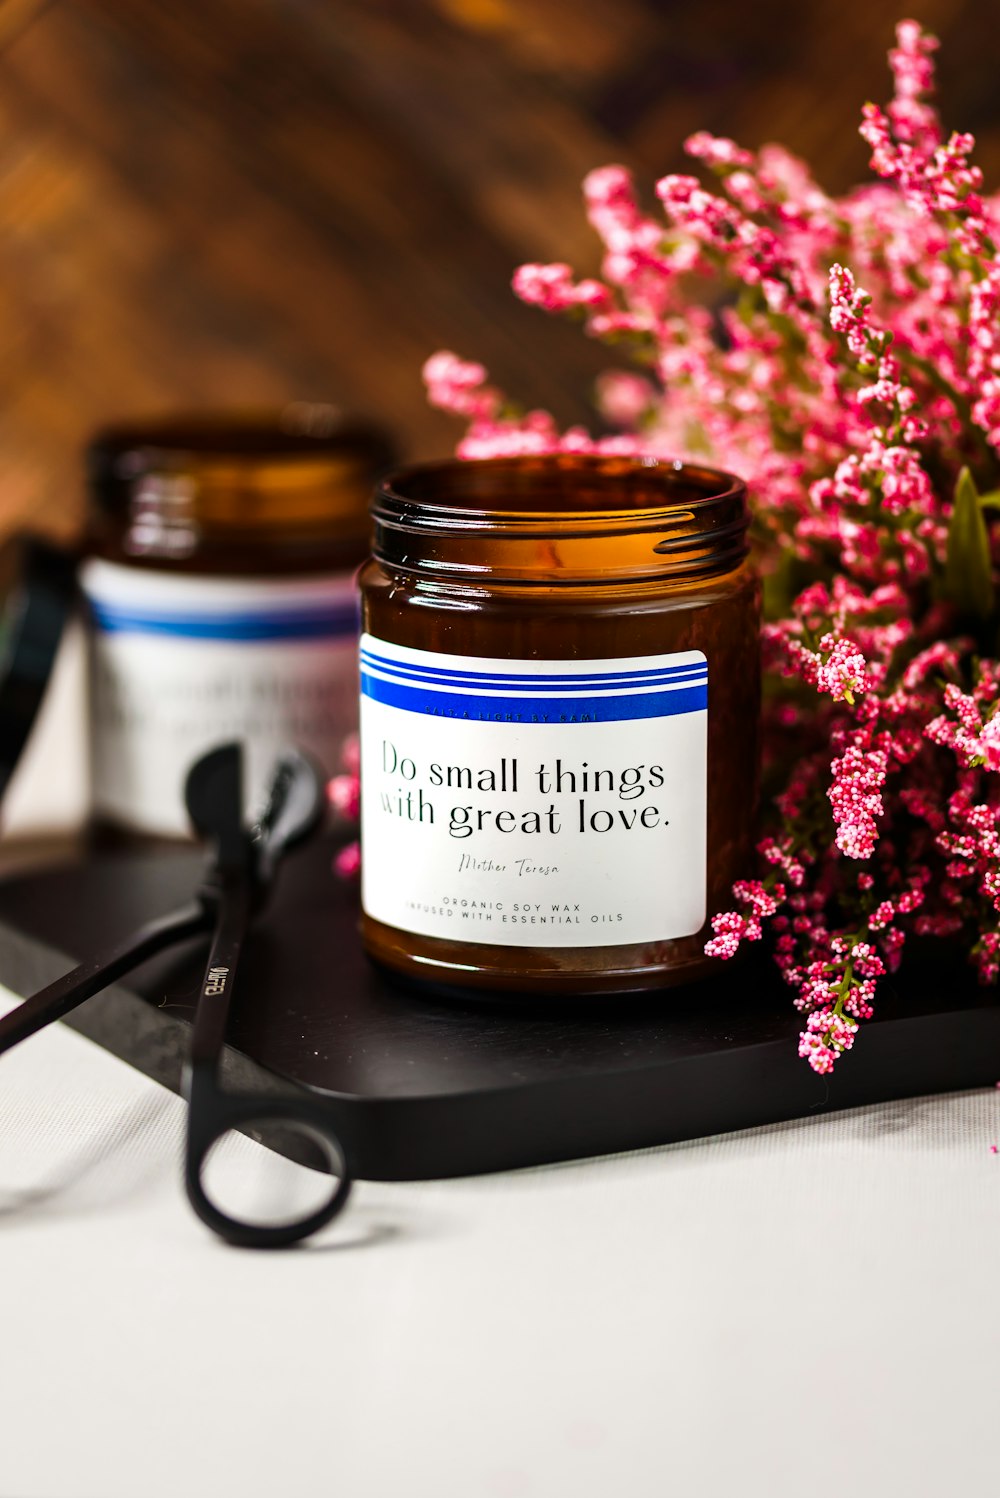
xmin=81 ymin=408 xmax=394 ymax=839
xmin=358 ymin=454 xmax=760 ymax=996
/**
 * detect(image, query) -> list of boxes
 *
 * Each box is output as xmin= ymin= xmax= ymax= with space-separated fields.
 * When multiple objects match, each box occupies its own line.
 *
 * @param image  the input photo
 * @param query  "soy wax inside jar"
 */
xmin=358 ymin=453 xmax=760 ymax=997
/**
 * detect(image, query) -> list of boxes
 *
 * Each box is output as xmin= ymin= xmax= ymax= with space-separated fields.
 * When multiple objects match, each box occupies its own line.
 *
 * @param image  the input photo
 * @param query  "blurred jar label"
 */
xmin=81 ymin=560 xmax=359 ymax=836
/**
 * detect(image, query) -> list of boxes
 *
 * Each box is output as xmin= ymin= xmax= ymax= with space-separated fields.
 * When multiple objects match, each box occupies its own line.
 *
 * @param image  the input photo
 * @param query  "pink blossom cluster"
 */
xmin=410 ymin=20 xmax=1000 ymax=1073
xmin=328 ymin=734 xmax=361 ymax=879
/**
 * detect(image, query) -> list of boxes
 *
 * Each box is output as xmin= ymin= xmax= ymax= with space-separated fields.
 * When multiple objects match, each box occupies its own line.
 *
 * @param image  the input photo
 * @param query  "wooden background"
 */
xmin=0 ymin=0 xmax=996 ymax=538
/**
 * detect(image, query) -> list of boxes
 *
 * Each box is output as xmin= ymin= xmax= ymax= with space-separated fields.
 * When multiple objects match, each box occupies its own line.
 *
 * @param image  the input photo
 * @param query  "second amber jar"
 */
xmin=81 ymin=409 xmax=393 ymax=839
xmin=359 ymin=454 xmax=760 ymax=996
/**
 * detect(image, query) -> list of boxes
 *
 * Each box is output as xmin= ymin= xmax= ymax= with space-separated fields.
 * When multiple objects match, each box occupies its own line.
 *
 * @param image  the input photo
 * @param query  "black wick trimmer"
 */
xmin=0 ymin=742 xmax=352 ymax=1249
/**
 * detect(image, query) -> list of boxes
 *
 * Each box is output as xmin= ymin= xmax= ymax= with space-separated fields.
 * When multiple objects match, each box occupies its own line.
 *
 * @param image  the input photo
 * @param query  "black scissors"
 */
xmin=0 ymin=742 xmax=352 ymax=1249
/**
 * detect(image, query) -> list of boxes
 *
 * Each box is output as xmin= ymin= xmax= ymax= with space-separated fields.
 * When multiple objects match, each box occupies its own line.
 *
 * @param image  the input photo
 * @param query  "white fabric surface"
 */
xmin=2 ymin=988 xmax=999 ymax=1498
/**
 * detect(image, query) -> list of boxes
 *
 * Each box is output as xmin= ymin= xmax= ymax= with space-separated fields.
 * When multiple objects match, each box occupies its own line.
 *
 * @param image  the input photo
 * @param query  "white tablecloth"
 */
xmin=2 ymin=985 xmax=998 ymax=1498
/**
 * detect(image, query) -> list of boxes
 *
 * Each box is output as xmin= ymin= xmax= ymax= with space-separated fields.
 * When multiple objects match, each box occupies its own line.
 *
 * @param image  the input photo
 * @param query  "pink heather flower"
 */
xmin=583 ymin=164 xmax=639 ymax=228
xmin=845 ymin=979 xmax=877 ymax=1020
xmin=887 ymin=19 xmax=942 ymax=152
xmin=799 ymin=1009 xmax=859 ymax=1074
xmin=829 ymin=262 xmax=875 ymax=355
xmin=869 ymin=900 xmax=895 ymax=931
xmin=340 ymin=733 xmax=360 ymax=777
xmin=328 ymin=735 xmax=362 ymax=819
xmin=423 ymin=19 xmax=1000 ymax=1076
xmin=903 ymin=641 xmax=963 ymax=690
xmin=828 ymin=739 xmax=888 ymax=859
xmin=581 ymin=164 xmax=692 ymax=296
xmin=334 ymin=841 xmax=361 ymax=880
xmin=732 ymin=879 xmax=782 ymax=918
xmin=815 ymin=635 xmax=870 ymax=703
xmin=684 ymin=132 xmax=755 ymax=171
xmin=327 ymin=772 xmax=360 ymax=821
xmin=330 ymin=737 xmax=362 ymax=872
xmin=850 ymin=942 xmax=886 ymax=978
xmin=595 ymin=370 xmax=655 ymax=428
xmin=512 ymin=263 xmax=611 ymax=315
xmin=979 ymin=714 xmax=1000 ymax=771
xmin=423 ymin=351 xmax=499 ymax=422
xmin=704 ymin=908 xmax=762 ymax=960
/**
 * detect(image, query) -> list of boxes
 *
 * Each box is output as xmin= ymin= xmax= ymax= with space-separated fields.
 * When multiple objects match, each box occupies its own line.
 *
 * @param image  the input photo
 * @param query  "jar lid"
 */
xmin=0 ymin=535 xmax=78 ymax=804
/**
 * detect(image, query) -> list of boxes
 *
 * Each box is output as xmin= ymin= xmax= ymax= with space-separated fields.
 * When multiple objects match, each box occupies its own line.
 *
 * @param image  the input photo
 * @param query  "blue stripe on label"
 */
xmin=359 ymin=648 xmax=704 ymax=688
xmin=360 ymin=661 xmax=706 ymax=693
xmin=361 ymin=672 xmax=707 ymax=722
xmin=89 ymin=602 xmax=359 ymax=641
xmin=363 ymin=666 xmax=707 ymax=696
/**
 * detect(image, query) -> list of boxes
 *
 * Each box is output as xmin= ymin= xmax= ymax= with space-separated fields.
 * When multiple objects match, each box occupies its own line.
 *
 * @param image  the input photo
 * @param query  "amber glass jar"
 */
xmin=358 ymin=454 xmax=760 ymax=997
xmin=82 ymin=407 xmax=394 ymax=838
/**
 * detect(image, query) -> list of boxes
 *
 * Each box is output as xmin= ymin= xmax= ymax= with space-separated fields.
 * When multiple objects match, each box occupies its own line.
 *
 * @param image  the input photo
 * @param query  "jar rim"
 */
xmin=375 ymin=454 xmax=746 ymax=532
xmin=372 ymin=454 xmax=750 ymax=585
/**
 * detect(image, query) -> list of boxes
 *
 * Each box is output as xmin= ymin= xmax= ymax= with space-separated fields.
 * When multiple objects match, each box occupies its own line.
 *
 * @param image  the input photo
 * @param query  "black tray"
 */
xmin=0 ymin=839 xmax=995 ymax=1180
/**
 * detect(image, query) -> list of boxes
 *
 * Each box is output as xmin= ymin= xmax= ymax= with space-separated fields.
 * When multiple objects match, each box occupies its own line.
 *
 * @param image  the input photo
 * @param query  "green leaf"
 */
xmin=945 ymin=467 xmax=995 ymax=619
xmin=978 ymin=490 xmax=1000 ymax=510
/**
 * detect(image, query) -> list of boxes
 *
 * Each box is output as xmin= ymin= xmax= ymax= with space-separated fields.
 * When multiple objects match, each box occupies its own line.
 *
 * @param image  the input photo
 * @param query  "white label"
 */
xmin=82 ymin=560 xmax=360 ymax=836
xmin=359 ymin=635 xmax=707 ymax=947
